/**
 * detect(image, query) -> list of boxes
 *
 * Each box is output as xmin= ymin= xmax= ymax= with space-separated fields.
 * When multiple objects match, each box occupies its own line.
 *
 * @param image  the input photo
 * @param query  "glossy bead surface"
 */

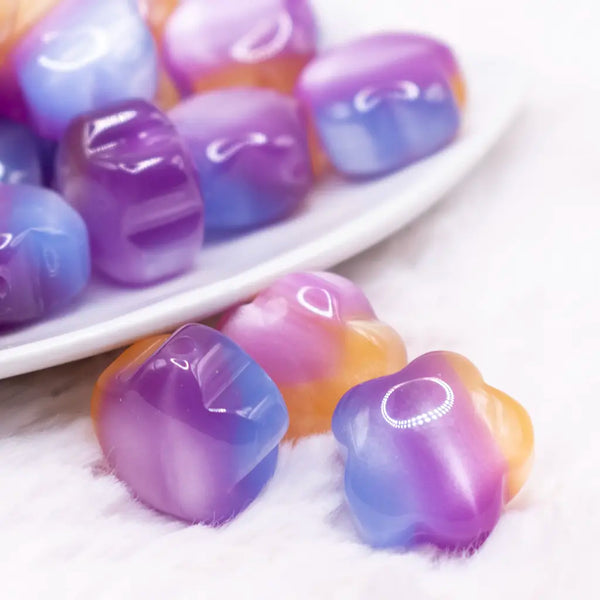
xmin=10 ymin=0 xmax=157 ymax=139
xmin=332 ymin=352 xmax=534 ymax=550
xmin=92 ymin=323 xmax=289 ymax=524
xmin=162 ymin=0 xmax=317 ymax=95
xmin=0 ymin=1 xmax=63 ymax=123
xmin=219 ymin=272 xmax=407 ymax=438
xmin=0 ymin=119 xmax=42 ymax=185
xmin=296 ymin=33 xmax=465 ymax=177
xmin=169 ymin=88 xmax=312 ymax=231
xmin=56 ymin=99 xmax=204 ymax=285
xmin=0 ymin=183 xmax=90 ymax=325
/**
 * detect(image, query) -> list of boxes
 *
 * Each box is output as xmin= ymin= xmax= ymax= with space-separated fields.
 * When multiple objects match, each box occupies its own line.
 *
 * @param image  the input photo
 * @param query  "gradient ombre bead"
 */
xmin=169 ymin=88 xmax=312 ymax=231
xmin=0 ymin=0 xmax=62 ymax=123
xmin=92 ymin=324 xmax=289 ymax=524
xmin=162 ymin=0 xmax=317 ymax=95
xmin=332 ymin=352 xmax=534 ymax=550
xmin=296 ymin=33 xmax=465 ymax=177
xmin=219 ymin=272 xmax=407 ymax=439
xmin=10 ymin=0 xmax=157 ymax=139
xmin=56 ymin=99 xmax=204 ymax=285
xmin=0 ymin=184 xmax=90 ymax=325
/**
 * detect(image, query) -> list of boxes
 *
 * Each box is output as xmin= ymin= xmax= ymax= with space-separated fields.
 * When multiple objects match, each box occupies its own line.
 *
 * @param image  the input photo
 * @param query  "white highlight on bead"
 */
xmin=206 ymin=132 xmax=295 ymax=163
xmin=0 ymin=233 xmax=13 ymax=250
xmin=230 ymin=11 xmax=293 ymax=63
xmin=296 ymin=286 xmax=334 ymax=318
xmin=206 ymin=133 xmax=268 ymax=163
xmin=354 ymin=81 xmax=420 ymax=113
xmin=380 ymin=377 xmax=455 ymax=429
xmin=38 ymin=28 xmax=109 ymax=72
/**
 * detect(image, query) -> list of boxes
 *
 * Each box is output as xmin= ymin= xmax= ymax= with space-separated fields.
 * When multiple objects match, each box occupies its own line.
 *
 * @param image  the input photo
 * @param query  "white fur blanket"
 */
xmin=0 ymin=0 xmax=598 ymax=597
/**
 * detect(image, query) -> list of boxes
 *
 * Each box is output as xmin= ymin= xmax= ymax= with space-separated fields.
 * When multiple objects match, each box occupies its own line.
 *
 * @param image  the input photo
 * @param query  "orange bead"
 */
xmin=446 ymin=353 xmax=534 ymax=500
xmin=451 ymin=72 xmax=468 ymax=111
xmin=137 ymin=0 xmax=181 ymax=111
xmin=189 ymin=54 xmax=313 ymax=97
xmin=137 ymin=0 xmax=179 ymax=40
xmin=279 ymin=320 xmax=407 ymax=439
xmin=305 ymin=114 xmax=331 ymax=179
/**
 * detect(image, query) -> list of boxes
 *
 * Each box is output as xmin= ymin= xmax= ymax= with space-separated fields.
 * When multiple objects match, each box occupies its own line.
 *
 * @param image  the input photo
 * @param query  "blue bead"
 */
xmin=0 ymin=184 xmax=90 ymax=325
xmin=315 ymin=90 xmax=460 ymax=177
xmin=0 ymin=119 xmax=42 ymax=185
xmin=13 ymin=0 xmax=158 ymax=139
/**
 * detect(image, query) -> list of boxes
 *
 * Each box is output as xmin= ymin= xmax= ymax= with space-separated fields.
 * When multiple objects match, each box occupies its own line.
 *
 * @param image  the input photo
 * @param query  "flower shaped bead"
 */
xmin=56 ymin=98 xmax=204 ymax=285
xmin=0 ymin=183 xmax=90 ymax=325
xmin=161 ymin=0 xmax=317 ymax=96
xmin=92 ymin=324 xmax=289 ymax=524
xmin=296 ymin=32 xmax=465 ymax=177
xmin=332 ymin=352 xmax=534 ymax=550
xmin=219 ymin=272 xmax=407 ymax=439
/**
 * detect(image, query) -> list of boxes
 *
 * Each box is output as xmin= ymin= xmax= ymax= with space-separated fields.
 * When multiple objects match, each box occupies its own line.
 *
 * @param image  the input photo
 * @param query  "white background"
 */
xmin=0 ymin=0 xmax=598 ymax=597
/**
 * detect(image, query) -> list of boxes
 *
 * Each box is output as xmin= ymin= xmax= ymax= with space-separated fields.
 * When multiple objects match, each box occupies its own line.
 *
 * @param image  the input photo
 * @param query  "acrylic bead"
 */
xmin=162 ymin=0 xmax=317 ymax=96
xmin=219 ymin=272 xmax=407 ymax=438
xmin=56 ymin=98 xmax=204 ymax=285
xmin=296 ymin=33 xmax=465 ymax=177
xmin=0 ymin=183 xmax=90 ymax=325
xmin=169 ymin=88 xmax=312 ymax=231
xmin=332 ymin=352 xmax=534 ymax=550
xmin=0 ymin=119 xmax=42 ymax=185
xmin=92 ymin=323 xmax=289 ymax=524
xmin=10 ymin=0 xmax=157 ymax=139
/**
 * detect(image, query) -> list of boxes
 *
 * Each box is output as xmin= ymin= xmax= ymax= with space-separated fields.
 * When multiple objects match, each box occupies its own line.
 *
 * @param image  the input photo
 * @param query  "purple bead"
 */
xmin=332 ymin=352 xmax=534 ymax=550
xmin=169 ymin=88 xmax=312 ymax=230
xmin=296 ymin=33 xmax=465 ymax=177
xmin=56 ymin=99 xmax=204 ymax=285
xmin=0 ymin=119 xmax=42 ymax=185
xmin=162 ymin=0 xmax=317 ymax=95
xmin=10 ymin=0 xmax=157 ymax=139
xmin=92 ymin=324 xmax=289 ymax=524
xmin=0 ymin=183 xmax=90 ymax=325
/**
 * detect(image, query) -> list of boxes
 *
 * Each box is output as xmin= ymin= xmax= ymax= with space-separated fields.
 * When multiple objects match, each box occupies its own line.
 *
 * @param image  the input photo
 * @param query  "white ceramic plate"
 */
xmin=0 ymin=57 xmax=524 ymax=379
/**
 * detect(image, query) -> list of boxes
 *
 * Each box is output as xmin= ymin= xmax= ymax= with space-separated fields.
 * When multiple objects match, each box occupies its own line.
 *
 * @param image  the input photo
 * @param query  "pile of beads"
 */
xmin=1 ymin=0 xmax=465 ymax=325
xmin=92 ymin=271 xmax=534 ymax=552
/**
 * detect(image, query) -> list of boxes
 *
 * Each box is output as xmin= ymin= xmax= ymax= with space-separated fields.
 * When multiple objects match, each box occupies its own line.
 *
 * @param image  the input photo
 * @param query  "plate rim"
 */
xmin=0 ymin=56 xmax=526 ymax=379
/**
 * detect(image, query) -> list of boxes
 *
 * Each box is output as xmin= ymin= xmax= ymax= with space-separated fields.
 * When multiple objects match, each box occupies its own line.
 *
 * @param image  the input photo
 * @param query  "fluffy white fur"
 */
xmin=0 ymin=1 xmax=598 ymax=597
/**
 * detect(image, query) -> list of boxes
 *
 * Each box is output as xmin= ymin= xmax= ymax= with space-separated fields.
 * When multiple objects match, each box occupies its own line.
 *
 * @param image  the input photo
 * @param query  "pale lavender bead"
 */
xmin=169 ymin=88 xmax=312 ymax=231
xmin=296 ymin=33 xmax=464 ymax=177
xmin=162 ymin=0 xmax=317 ymax=95
xmin=11 ymin=0 xmax=157 ymax=139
